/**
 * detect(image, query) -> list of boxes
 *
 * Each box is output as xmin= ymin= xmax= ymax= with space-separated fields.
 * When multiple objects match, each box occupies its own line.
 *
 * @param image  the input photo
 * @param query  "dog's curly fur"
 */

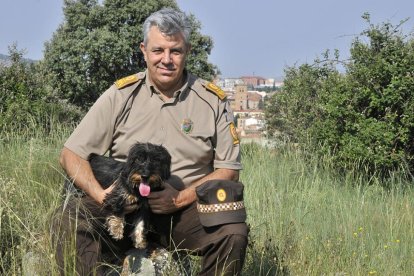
xmin=89 ymin=142 xmax=171 ymax=248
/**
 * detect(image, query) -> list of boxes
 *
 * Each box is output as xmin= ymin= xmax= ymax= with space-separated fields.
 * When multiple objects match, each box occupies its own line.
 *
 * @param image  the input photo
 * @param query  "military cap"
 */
xmin=196 ymin=180 xmax=246 ymax=227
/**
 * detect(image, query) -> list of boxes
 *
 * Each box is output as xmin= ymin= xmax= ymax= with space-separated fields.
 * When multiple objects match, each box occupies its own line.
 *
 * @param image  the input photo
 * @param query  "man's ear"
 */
xmin=140 ymin=42 xmax=147 ymax=61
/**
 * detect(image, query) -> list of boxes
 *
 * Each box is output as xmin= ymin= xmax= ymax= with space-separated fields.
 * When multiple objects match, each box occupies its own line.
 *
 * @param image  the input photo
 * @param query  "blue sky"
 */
xmin=1 ymin=0 xmax=414 ymax=78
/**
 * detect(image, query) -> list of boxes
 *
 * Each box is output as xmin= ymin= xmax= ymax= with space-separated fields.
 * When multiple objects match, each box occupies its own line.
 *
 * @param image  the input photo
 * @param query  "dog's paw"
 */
xmin=106 ymin=215 xmax=125 ymax=240
xmin=126 ymin=194 xmax=138 ymax=205
xmin=131 ymin=218 xmax=147 ymax=249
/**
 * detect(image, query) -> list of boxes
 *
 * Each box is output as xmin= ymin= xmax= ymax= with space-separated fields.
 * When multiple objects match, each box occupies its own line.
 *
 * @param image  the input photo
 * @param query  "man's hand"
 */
xmin=147 ymin=182 xmax=180 ymax=214
xmin=96 ymin=184 xmax=114 ymax=205
xmin=101 ymin=184 xmax=138 ymax=214
xmin=148 ymin=182 xmax=195 ymax=214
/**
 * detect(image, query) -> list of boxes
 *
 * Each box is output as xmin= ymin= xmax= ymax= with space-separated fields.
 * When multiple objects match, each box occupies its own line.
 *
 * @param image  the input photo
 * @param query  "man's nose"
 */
xmin=162 ymin=50 xmax=172 ymax=63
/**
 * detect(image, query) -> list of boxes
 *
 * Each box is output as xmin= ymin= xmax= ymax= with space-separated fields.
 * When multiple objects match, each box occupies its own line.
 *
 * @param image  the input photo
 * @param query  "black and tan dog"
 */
xmin=89 ymin=142 xmax=171 ymax=248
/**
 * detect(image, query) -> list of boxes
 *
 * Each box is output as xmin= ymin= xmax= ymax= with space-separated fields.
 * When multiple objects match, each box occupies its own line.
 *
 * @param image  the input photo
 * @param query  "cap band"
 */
xmin=197 ymin=201 xmax=245 ymax=213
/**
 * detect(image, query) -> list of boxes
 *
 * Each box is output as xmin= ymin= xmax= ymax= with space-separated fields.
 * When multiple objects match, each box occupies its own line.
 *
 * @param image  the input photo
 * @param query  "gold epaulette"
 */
xmin=201 ymin=81 xmax=227 ymax=100
xmin=115 ymin=73 xmax=144 ymax=89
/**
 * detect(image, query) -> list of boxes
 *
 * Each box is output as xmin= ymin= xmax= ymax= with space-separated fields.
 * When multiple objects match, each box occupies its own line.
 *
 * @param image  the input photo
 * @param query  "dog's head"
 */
xmin=121 ymin=142 xmax=171 ymax=197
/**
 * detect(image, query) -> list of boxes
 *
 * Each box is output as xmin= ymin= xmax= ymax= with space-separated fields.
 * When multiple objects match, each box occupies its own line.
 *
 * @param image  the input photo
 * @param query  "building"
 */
xmin=232 ymin=84 xmax=248 ymax=111
xmin=234 ymin=110 xmax=265 ymax=138
xmin=240 ymin=76 xmax=266 ymax=88
xmin=215 ymin=78 xmax=244 ymax=91
xmin=232 ymin=84 xmax=264 ymax=111
xmin=246 ymin=91 xmax=263 ymax=110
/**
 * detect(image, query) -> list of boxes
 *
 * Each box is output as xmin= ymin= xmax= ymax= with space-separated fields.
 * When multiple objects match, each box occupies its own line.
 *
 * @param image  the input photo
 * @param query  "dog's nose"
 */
xmin=141 ymin=169 xmax=150 ymax=180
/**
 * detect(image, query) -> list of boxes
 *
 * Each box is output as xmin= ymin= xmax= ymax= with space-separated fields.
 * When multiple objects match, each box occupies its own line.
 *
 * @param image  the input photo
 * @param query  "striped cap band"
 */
xmin=197 ymin=201 xmax=245 ymax=213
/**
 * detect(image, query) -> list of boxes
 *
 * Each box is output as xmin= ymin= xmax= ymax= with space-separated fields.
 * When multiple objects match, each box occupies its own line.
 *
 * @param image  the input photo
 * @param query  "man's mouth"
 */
xmin=157 ymin=65 xmax=175 ymax=73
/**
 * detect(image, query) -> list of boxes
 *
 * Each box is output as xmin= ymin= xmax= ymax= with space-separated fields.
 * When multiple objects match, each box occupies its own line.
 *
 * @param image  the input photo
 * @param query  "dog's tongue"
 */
xmin=139 ymin=182 xmax=151 ymax=197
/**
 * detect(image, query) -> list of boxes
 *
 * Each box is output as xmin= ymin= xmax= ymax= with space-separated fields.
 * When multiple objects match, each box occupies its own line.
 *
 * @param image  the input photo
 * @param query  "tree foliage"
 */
xmin=0 ymin=45 xmax=48 ymax=131
xmin=265 ymin=14 xmax=414 ymax=176
xmin=43 ymin=0 xmax=217 ymax=109
xmin=0 ymin=45 xmax=82 ymax=132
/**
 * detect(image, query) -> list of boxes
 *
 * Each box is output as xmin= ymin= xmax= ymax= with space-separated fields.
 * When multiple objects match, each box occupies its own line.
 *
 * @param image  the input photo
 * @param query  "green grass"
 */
xmin=241 ymin=143 xmax=413 ymax=275
xmin=1 ymin=126 xmax=413 ymax=275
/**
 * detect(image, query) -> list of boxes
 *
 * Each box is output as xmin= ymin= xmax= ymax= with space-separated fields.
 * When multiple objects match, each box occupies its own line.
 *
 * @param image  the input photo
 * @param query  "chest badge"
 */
xmin=181 ymin=118 xmax=194 ymax=134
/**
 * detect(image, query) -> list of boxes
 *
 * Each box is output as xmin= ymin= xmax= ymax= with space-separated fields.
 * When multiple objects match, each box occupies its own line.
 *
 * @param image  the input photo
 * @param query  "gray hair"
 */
xmin=142 ymin=7 xmax=191 ymax=46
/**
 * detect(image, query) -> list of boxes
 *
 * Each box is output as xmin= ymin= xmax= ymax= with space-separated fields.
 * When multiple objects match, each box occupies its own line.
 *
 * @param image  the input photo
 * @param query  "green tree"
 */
xmin=0 ymin=45 xmax=44 ymax=131
xmin=265 ymin=15 xmax=414 ymax=176
xmin=265 ymin=57 xmax=341 ymax=142
xmin=334 ymin=14 xmax=414 ymax=174
xmin=0 ymin=45 xmax=83 ymax=132
xmin=43 ymin=0 xmax=217 ymax=109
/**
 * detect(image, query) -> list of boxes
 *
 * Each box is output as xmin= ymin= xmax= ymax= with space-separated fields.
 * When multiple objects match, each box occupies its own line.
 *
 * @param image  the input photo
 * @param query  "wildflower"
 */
xmin=358 ymin=227 xmax=364 ymax=232
xmin=353 ymin=232 xmax=358 ymax=237
xmin=384 ymin=245 xmax=388 ymax=249
xmin=395 ymin=239 xmax=400 ymax=243
xmin=369 ymin=270 xmax=377 ymax=275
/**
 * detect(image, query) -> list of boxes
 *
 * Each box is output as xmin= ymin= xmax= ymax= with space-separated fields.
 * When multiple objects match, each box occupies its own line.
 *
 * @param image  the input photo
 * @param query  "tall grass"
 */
xmin=1 ymin=125 xmax=413 ymax=275
xmin=241 ymin=142 xmax=413 ymax=275
xmin=0 ymin=120 xmax=71 ymax=274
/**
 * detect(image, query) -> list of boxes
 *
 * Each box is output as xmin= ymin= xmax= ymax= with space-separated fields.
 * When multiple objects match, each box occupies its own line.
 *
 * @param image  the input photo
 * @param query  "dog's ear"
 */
xmin=158 ymin=146 xmax=171 ymax=180
xmin=161 ymin=164 xmax=171 ymax=180
xmin=157 ymin=146 xmax=171 ymax=164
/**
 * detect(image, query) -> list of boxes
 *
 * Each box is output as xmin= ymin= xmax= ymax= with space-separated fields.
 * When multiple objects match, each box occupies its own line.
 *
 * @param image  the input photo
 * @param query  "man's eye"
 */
xmin=171 ymin=50 xmax=183 ymax=55
xmin=152 ymin=49 xmax=163 ymax=54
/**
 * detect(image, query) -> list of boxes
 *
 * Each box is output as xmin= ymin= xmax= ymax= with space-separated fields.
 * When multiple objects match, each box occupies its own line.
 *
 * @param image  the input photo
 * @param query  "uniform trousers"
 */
xmin=51 ymin=195 xmax=248 ymax=276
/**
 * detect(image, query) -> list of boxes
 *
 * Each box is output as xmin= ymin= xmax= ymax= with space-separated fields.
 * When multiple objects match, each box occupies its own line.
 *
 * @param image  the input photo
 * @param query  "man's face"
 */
xmin=140 ymin=26 xmax=190 ymax=93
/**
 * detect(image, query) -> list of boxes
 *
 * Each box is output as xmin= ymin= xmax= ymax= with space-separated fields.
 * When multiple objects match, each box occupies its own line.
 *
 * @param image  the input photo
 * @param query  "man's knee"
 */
xmin=224 ymin=233 xmax=247 ymax=252
xmin=226 ymin=233 xmax=248 ymax=260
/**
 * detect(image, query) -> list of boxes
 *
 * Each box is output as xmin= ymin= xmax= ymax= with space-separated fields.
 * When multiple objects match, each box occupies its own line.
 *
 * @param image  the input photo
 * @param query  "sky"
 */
xmin=1 ymin=0 xmax=414 ymax=78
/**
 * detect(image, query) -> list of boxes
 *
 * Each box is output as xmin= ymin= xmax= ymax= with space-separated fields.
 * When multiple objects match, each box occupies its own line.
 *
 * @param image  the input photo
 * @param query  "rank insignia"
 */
xmin=206 ymin=82 xmax=226 ymax=100
xmin=115 ymin=74 xmax=140 ymax=89
xmin=229 ymin=122 xmax=240 ymax=145
xmin=181 ymin=118 xmax=193 ymax=134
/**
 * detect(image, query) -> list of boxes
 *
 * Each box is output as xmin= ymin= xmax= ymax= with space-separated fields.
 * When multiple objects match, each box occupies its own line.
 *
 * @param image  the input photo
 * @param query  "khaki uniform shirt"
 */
xmin=64 ymin=71 xmax=241 ymax=189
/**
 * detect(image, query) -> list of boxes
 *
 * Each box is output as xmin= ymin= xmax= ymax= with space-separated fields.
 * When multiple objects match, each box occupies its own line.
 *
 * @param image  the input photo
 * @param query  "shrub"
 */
xmin=266 ymin=14 xmax=414 ymax=177
xmin=0 ymin=45 xmax=83 ymax=133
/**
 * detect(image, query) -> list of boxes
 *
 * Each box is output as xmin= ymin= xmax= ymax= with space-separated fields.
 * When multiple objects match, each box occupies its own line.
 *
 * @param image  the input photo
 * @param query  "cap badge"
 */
xmin=217 ymin=188 xmax=227 ymax=202
xmin=181 ymin=118 xmax=193 ymax=134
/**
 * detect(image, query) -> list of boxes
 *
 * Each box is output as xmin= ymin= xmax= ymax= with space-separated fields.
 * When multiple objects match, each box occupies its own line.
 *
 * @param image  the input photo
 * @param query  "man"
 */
xmin=54 ymin=7 xmax=248 ymax=275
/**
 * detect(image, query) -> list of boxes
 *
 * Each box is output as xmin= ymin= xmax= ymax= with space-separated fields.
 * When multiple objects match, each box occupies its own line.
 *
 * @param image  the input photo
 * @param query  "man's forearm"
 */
xmin=60 ymin=147 xmax=107 ymax=204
